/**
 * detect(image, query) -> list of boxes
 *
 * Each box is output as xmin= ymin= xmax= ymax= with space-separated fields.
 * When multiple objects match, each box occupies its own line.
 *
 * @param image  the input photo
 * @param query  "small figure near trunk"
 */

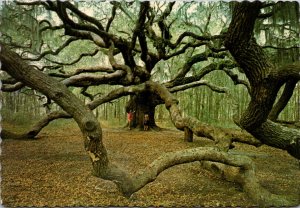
xmin=144 ymin=114 xmax=150 ymax=131
xmin=127 ymin=110 xmax=134 ymax=130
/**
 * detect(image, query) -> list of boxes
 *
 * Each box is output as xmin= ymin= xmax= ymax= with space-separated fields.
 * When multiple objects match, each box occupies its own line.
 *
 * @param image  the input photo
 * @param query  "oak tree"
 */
xmin=1 ymin=1 xmax=299 ymax=206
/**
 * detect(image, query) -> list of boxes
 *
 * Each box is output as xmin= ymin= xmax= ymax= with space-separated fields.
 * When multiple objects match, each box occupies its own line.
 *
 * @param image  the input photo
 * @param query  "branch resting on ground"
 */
xmin=148 ymin=81 xmax=261 ymax=149
xmin=1 ymin=45 xmax=296 ymax=205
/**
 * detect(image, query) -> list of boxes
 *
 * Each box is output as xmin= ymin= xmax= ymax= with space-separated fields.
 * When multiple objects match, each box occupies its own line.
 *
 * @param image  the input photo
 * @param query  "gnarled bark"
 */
xmin=122 ymin=146 xmax=295 ymax=206
xmin=0 ymin=42 xmax=129 ymax=190
xmin=224 ymin=2 xmax=300 ymax=159
xmin=125 ymin=91 xmax=162 ymax=130
xmin=148 ymin=81 xmax=261 ymax=149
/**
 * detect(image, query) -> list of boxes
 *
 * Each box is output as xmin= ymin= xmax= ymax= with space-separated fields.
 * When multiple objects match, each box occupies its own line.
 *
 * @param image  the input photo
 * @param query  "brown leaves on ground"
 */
xmin=1 ymin=121 xmax=300 ymax=207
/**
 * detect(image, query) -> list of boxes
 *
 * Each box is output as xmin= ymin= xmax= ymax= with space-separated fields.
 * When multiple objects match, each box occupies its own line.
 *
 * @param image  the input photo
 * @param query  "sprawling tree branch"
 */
xmin=48 ymin=66 xmax=114 ymax=78
xmin=224 ymin=2 xmax=300 ymax=159
xmin=166 ymin=61 xmax=235 ymax=89
xmin=62 ymin=70 xmax=126 ymax=87
xmin=45 ymin=48 xmax=99 ymax=66
xmin=126 ymin=147 xmax=294 ymax=206
xmin=1 ymin=82 xmax=24 ymax=92
xmin=174 ymin=51 xmax=228 ymax=79
xmin=0 ymin=42 xmax=111 ymax=178
xmin=149 ymin=81 xmax=260 ymax=148
xmin=23 ymin=37 xmax=78 ymax=61
xmin=169 ymin=80 xmax=227 ymax=94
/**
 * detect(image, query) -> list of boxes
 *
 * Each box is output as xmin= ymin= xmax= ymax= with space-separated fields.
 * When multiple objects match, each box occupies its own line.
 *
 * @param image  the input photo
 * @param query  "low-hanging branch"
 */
xmin=48 ymin=66 xmax=115 ymax=79
xmin=1 ymin=82 xmax=25 ymax=92
xmin=121 ymin=147 xmax=293 ymax=207
xmin=2 ymin=80 xmax=258 ymax=150
xmin=169 ymin=80 xmax=228 ymax=94
xmin=174 ymin=51 xmax=228 ymax=79
xmin=166 ymin=60 xmax=236 ymax=89
xmin=222 ymin=68 xmax=251 ymax=93
xmin=44 ymin=49 xmax=99 ymax=66
xmin=148 ymin=81 xmax=261 ymax=148
xmin=62 ymin=70 xmax=126 ymax=87
xmin=23 ymin=37 xmax=78 ymax=61
xmin=1 ymin=84 xmax=146 ymax=140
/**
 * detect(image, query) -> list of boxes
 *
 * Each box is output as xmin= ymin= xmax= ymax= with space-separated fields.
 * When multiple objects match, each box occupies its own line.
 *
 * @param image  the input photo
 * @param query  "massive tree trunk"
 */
xmin=125 ymin=91 xmax=161 ymax=130
xmin=224 ymin=2 xmax=300 ymax=159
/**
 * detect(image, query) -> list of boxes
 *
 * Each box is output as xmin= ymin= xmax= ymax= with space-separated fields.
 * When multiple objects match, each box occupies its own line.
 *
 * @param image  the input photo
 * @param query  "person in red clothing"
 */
xmin=127 ymin=110 xmax=134 ymax=130
xmin=144 ymin=113 xmax=150 ymax=131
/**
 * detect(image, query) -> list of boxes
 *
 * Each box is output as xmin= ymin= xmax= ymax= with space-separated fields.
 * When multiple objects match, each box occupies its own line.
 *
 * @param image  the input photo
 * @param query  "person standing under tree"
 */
xmin=127 ymin=110 xmax=134 ymax=130
xmin=144 ymin=114 xmax=150 ymax=131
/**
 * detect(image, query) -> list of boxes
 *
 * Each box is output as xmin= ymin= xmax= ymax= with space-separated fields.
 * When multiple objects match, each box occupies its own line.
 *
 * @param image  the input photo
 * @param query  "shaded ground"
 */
xmin=1 ymin=120 xmax=300 ymax=207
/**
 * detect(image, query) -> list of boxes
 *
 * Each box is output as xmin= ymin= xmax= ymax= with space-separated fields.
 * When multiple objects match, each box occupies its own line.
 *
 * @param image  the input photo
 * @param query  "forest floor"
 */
xmin=1 ymin=120 xmax=300 ymax=207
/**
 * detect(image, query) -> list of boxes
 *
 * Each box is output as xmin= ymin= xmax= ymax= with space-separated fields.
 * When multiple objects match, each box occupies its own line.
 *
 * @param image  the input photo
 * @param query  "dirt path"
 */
xmin=1 ymin=122 xmax=300 ymax=207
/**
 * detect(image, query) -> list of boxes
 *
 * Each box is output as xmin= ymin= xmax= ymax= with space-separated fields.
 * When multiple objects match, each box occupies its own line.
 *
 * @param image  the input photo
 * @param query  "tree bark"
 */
xmin=184 ymin=127 xmax=193 ymax=142
xmin=224 ymin=2 xmax=300 ymax=159
xmin=147 ymin=81 xmax=261 ymax=148
xmin=0 ymin=43 xmax=135 ymax=193
xmin=125 ymin=92 xmax=161 ymax=130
